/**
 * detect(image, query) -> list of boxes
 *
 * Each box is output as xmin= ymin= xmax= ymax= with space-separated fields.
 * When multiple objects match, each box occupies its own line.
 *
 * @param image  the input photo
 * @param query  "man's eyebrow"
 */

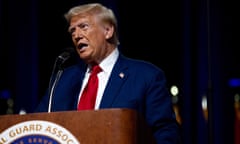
xmin=68 ymin=21 xmax=82 ymax=32
xmin=68 ymin=24 xmax=78 ymax=33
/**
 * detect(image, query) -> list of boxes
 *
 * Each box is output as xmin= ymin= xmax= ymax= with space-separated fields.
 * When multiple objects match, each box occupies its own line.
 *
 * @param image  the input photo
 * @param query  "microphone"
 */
xmin=56 ymin=47 xmax=75 ymax=70
xmin=47 ymin=47 xmax=74 ymax=112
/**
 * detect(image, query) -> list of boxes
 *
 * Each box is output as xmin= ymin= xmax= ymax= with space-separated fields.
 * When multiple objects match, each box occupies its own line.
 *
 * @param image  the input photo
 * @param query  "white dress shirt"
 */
xmin=77 ymin=48 xmax=119 ymax=109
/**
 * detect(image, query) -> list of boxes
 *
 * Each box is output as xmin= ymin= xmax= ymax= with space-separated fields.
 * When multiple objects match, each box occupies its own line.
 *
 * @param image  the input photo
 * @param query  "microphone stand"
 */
xmin=47 ymin=49 xmax=72 ymax=113
xmin=48 ymin=69 xmax=63 ymax=113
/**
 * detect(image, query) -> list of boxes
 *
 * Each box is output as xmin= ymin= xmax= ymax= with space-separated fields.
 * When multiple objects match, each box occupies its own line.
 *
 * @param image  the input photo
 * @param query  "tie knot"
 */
xmin=91 ymin=65 xmax=102 ymax=75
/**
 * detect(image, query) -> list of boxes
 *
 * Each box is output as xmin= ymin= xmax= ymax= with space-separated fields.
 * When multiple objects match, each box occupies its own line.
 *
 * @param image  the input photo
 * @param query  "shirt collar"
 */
xmin=99 ymin=48 xmax=119 ymax=73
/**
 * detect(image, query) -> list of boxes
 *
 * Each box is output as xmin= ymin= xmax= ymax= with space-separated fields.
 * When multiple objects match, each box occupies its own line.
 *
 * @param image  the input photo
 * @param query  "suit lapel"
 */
xmin=72 ymin=63 xmax=88 ymax=108
xmin=99 ymin=55 xmax=129 ymax=108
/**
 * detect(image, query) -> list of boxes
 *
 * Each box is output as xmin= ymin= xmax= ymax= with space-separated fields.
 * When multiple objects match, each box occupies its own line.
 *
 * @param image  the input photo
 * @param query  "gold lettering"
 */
xmin=67 ymin=139 xmax=74 ymax=144
xmin=56 ymin=129 xmax=62 ymax=137
xmin=44 ymin=125 xmax=76 ymax=143
xmin=22 ymin=125 xmax=29 ymax=133
xmin=36 ymin=124 xmax=42 ymax=131
xmin=9 ymin=130 xmax=16 ymax=137
xmin=8 ymin=124 xmax=43 ymax=139
xmin=52 ymin=127 xmax=57 ymax=135
xmin=45 ymin=126 xmax=51 ymax=133
xmin=15 ymin=127 xmax=22 ymax=135
xmin=0 ymin=137 xmax=7 ymax=144
xmin=61 ymin=134 xmax=68 ymax=141
xmin=29 ymin=124 xmax=35 ymax=131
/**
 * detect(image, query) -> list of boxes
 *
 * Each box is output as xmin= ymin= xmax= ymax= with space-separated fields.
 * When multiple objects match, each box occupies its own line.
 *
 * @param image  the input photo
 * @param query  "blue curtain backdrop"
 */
xmin=0 ymin=0 xmax=239 ymax=144
xmin=0 ymin=0 xmax=39 ymax=113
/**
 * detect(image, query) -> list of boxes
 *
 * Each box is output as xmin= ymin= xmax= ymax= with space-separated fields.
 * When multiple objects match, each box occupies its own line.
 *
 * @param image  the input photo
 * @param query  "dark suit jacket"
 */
xmin=36 ymin=53 xmax=180 ymax=144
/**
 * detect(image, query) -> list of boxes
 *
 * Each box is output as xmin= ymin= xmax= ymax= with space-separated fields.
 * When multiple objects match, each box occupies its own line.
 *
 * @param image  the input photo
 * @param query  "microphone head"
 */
xmin=58 ymin=51 xmax=71 ymax=62
xmin=56 ymin=47 xmax=75 ymax=69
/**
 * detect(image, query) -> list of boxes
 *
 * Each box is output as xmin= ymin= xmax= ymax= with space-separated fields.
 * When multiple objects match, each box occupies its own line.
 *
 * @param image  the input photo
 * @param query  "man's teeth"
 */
xmin=78 ymin=44 xmax=87 ymax=49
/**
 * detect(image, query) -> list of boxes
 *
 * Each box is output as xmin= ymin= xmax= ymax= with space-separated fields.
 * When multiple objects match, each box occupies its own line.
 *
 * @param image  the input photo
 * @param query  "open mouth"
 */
xmin=78 ymin=43 xmax=88 ymax=50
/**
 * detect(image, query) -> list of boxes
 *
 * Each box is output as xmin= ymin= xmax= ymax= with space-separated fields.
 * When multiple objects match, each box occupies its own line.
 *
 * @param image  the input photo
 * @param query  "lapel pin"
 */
xmin=119 ymin=72 xmax=124 ymax=78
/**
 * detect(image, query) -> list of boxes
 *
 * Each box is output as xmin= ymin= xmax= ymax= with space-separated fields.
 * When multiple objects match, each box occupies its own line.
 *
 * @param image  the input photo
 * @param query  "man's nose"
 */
xmin=73 ymin=29 xmax=83 ymax=42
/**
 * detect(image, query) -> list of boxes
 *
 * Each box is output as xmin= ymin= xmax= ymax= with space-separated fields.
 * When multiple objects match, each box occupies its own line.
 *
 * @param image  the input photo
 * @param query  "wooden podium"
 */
xmin=0 ymin=108 xmax=155 ymax=144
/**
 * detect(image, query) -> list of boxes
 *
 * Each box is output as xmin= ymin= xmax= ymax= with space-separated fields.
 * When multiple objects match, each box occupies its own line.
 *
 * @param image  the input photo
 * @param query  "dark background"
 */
xmin=0 ymin=0 xmax=239 ymax=144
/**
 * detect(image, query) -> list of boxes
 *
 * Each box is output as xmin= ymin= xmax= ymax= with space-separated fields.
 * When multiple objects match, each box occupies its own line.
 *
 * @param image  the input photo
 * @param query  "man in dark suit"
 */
xmin=36 ymin=3 xmax=180 ymax=144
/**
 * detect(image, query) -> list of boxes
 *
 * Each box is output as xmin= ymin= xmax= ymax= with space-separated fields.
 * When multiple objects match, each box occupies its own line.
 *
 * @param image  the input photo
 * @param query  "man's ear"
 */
xmin=105 ymin=25 xmax=114 ymax=39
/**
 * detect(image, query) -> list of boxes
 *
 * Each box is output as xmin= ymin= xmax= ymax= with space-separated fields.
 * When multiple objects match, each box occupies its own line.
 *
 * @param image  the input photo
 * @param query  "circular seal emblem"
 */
xmin=0 ymin=120 xmax=80 ymax=144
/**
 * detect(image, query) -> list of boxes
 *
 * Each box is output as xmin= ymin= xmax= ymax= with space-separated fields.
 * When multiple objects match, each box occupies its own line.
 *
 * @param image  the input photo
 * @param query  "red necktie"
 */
xmin=77 ymin=65 xmax=102 ymax=110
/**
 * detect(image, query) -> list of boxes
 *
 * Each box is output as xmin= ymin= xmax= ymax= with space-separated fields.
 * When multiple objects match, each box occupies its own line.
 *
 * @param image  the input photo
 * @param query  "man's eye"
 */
xmin=80 ymin=23 xmax=89 ymax=30
xmin=69 ymin=28 xmax=75 ymax=35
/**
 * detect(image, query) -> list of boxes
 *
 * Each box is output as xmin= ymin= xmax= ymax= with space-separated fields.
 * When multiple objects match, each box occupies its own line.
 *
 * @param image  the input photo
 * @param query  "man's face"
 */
xmin=68 ymin=14 xmax=112 ymax=64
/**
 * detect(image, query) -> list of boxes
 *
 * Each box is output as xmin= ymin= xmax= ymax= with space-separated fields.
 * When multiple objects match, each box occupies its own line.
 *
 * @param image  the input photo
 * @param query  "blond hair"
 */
xmin=64 ymin=3 xmax=120 ymax=46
